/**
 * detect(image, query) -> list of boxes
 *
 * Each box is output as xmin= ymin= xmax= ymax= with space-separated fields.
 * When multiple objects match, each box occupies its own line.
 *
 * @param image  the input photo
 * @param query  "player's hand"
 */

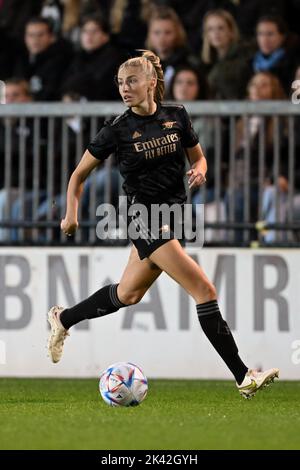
xmin=61 ymin=217 xmax=79 ymax=236
xmin=186 ymin=169 xmax=206 ymax=189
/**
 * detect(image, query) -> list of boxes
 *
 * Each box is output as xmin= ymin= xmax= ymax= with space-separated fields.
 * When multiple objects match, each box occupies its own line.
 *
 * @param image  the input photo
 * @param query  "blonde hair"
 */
xmin=202 ymin=9 xmax=240 ymax=64
xmin=146 ymin=6 xmax=187 ymax=50
xmin=118 ymin=50 xmax=165 ymax=103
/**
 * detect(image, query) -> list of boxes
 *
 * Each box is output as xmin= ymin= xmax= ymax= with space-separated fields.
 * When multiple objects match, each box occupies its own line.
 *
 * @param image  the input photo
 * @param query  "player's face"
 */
xmin=172 ymin=70 xmax=199 ymax=101
xmin=148 ymin=19 xmax=177 ymax=55
xmin=117 ymin=68 xmax=154 ymax=107
xmin=25 ymin=23 xmax=53 ymax=55
xmin=256 ymin=22 xmax=284 ymax=55
xmin=248 ymin=74 xmax=273 ymax=100
xmin=205 ymin=16 xmax=233 ymax=50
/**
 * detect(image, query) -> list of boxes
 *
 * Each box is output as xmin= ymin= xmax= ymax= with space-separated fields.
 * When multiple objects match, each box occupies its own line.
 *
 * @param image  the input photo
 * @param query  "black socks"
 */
xmin=60 ymin=284 xmax=127 ymax=330
xmin=59 ymin=286 xmax=247 ymax=384
xmin=197 ymin=300 xmax=248 ymax=384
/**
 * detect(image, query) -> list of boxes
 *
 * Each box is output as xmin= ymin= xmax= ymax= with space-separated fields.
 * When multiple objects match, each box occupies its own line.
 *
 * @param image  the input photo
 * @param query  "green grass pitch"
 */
xmin=0 ymin=378 xmax=299 ymax=450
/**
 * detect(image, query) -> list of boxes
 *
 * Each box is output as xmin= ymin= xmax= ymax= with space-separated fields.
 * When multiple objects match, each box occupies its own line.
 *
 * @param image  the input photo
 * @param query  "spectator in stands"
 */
xmin=9 ymin=89 xmax=87 ymax=242
xmin=61 ymin=0 xmax=111 ymax=46
xmin=0 ymin=79 xmax=35 ymax=241
xmin=158 ymin=0 xmax=237 ymax=54
xmin=200 ymin=9 xmax=253 ymax=100
xmin=36 ymin=90 xmax=121 ymax=238
xmin=251 ymin=15 xmax=298 ymax=94
xmin=169 ymin=65 xmax=214 ymax=157
xmin=233 ymin=0 xmax=286 ymax=39
xmin=146 ymin=6 xmax=199 ymax=98
xmin=61 ymin=14 xmax=124 ymax=100
xmin=27 ymin=90 xmax=89 ymax=241
xmin=169 ymin=65 xmax=209 ymax=101
xmin=262 ymin=65 xmax=300 ymax=243
xmin=14 ymin=16 xmax=73 ymax=101
xmin=109 ymin=0 xmax=153 ymax=53
xmin=226 ymin=71 xmax=287 ymax=242
xmin=261 ymin=172 xmax=300 ymax=243
xmin=169 ymin=64 xmax=226 ymax=240
xmin=2 ymin=79 xmax=32 ymax=104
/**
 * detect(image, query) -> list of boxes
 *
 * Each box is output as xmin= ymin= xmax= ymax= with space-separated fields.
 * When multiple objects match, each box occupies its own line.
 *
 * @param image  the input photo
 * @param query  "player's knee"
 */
xmin=119 ymin=289 xmax=144 ymax=305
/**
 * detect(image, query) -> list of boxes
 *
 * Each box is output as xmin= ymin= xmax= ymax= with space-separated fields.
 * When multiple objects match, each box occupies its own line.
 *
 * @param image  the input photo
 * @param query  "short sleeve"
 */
xmin=87 ymin=123 xmax=117 ymax=160
xmin=180 ymin=106 xmax=199 ymax=148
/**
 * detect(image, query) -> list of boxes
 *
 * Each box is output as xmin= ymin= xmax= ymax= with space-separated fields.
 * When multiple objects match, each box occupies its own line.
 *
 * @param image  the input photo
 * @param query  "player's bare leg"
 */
xmin=149 ymin=240 xmax=279 ymax=397
xmin=47 ymin=246 xmax=161 ymax=363
xmin=149 ymin=239 xmax=217 ymax=303
xmin=117 ymin=245 xmax=162 ymax=305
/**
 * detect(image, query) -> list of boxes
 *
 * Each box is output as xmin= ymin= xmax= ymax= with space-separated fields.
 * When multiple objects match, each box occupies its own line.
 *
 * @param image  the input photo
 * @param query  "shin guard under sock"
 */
xmin=60 ymin=283 xmax=127 ymax=330
xmin=196 ymin=300 xmax=248 ymax=384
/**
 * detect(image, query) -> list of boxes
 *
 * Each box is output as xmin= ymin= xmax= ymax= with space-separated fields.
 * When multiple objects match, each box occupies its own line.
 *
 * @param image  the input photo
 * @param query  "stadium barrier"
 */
xmin=0 ymin=101 xmax=299 ymax=246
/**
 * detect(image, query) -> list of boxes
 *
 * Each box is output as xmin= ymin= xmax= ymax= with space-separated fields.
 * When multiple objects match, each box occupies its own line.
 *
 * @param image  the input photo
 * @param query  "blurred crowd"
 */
xmin=1 ymin=0 xmax=300 ymax=244
xmin=1 ymin=0 xmax=300 ymax=101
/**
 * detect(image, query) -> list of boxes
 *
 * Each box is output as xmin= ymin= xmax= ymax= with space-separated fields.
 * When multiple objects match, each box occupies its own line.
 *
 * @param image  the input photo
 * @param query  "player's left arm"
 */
xmin=185 ymin=143 xmax=207 ymax=189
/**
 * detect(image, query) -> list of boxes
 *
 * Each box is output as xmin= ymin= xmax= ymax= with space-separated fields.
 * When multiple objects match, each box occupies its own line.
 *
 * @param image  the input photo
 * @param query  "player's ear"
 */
xmin=149 ymin=76 xmax=157 ymax=91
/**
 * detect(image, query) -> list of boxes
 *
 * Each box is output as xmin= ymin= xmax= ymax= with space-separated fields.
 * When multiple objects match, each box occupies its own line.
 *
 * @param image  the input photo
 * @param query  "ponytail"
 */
xmin=140 ymin=50 xmax=165 ymax=103
xmin=118 ymin=49 xmax=165 ymax=103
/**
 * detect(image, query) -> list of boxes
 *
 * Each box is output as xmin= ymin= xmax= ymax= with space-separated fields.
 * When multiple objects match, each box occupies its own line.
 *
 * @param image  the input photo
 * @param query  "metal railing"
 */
xmin=0 ymin=101 xmax=299 ymax=246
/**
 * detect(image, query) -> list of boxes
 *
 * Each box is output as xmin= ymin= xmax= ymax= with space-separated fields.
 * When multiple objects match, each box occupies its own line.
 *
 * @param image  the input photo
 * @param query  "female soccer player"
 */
xmin=47 ymin=50 xmax=278 ymax=398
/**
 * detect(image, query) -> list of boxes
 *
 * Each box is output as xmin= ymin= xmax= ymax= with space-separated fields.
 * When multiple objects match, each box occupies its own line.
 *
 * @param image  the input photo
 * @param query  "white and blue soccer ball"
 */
xmin=99 ymin=362 xmax=148 ymax=407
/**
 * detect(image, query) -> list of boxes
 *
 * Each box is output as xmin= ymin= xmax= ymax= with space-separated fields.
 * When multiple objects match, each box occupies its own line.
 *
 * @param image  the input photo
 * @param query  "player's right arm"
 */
xmin=61 ymin=149 xmax=102 ymax=236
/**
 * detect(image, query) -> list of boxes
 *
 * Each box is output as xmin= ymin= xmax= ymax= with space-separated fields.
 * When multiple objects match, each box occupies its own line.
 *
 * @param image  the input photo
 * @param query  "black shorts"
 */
xmin=126 ymin=196 xmax=186 ymax=260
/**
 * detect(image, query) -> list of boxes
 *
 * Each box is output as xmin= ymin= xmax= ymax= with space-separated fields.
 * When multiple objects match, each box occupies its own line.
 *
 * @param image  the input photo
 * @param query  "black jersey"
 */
xmin=87 ymin=103 xmax=199 ymax=205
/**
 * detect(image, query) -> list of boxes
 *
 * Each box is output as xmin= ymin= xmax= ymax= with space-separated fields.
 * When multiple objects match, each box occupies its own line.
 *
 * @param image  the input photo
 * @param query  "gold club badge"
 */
xmin=162 ymin=121 xmax=176 ymax=129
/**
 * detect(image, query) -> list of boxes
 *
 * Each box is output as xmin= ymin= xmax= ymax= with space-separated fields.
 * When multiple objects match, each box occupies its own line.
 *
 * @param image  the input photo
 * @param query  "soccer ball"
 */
xmin=99 ymin=362 xmax=148 ymax=407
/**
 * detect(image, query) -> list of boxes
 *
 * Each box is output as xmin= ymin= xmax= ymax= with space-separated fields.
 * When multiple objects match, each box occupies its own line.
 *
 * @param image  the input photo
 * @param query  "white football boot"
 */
xmin=47 ymin=306 xmax=69 ymax=363
xmin=237 ymin=368 xmax=279 ymax=399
